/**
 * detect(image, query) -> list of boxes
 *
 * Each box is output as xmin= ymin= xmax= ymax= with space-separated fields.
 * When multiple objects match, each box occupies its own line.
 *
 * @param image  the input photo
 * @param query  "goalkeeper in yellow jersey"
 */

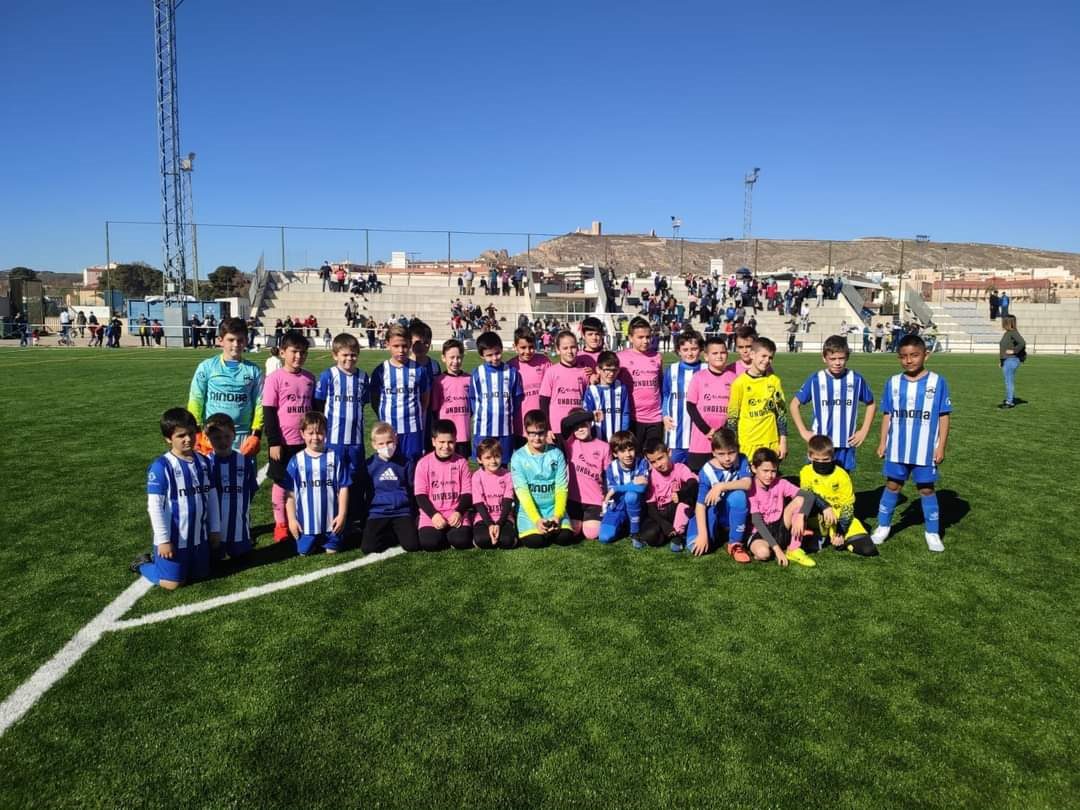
xmin=797 ymin=434 xmax=877 ymax=557
xmin=726 ymin=336 xmax=788 ymax=460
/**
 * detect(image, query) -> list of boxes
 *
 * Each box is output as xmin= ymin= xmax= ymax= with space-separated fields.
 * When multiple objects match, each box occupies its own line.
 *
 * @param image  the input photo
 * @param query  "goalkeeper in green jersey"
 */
xmin=509 ymin=409 xmax=576 ymax=548
xmin=187 ymin=317 xmax=264 ymax=456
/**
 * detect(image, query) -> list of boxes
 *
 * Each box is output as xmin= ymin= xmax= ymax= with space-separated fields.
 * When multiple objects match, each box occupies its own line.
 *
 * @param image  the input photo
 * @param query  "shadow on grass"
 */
xmin=203 ymin=521 xmax=356 ymax=582
xmin=856 ymin=486 xmax=970 ymax=534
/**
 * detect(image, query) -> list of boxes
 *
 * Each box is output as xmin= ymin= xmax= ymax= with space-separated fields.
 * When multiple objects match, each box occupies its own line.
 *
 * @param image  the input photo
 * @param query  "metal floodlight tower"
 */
xmin=154 ymin=0 xmax=189 ymax=302
xmin=743 ymin=167 xmax=760 ymax=268
xmin=180 ymin=151 xmax=199 ymax=298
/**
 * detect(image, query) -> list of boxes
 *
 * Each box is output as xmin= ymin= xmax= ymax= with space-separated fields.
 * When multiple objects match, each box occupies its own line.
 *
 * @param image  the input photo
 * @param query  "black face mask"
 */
xmin=812 ymin=461 xmax=836 ymax=476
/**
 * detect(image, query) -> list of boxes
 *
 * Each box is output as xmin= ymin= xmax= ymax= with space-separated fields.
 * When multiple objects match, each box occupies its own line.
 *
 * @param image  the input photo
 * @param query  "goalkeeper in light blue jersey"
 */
xmin=187 ymin=318 xmax=264 ymax=456
xmin=509 ymin=409 xmax=576 ymax=549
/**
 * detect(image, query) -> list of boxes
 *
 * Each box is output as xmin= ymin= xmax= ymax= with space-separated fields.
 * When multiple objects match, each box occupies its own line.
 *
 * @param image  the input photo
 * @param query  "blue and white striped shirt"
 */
xmin=283 ymin=449 xmax=352 ymax=536
xmin=316 ymin=366 xmax=370 ymax=447
xmin=210 ymin=451 xmax=258 ymax=544
xmin=662 ymin=360 xmax=702 ymax=450
xmin=583 ymin=381 xmax=630 ymax=442
xmin=370 ymin=360 xmax=430 ymax=435
xmin=881 ymin=372 xmax=952 ymax=467
xmin=795 ymin=369 xmax=874 ymax=449
xmin=469 ymin=363 xmax=523 ymax=439
xmin=696 ymin=455 xmax=750 ymax=503
xmin=146 ymin=452 xmax=217 ymax=549
xmin=604 ymin=458 xmax=650 ymax=500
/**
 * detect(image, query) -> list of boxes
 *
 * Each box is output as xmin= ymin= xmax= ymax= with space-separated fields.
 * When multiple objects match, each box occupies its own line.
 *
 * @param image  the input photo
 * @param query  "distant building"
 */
xmin=82 ymin=263 xmax=117 ymax=289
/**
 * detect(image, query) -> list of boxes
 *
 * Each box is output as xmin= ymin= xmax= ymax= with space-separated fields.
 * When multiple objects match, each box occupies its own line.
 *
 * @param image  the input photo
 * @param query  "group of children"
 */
xmin=132 ymin=314 xmax=953 ymax=589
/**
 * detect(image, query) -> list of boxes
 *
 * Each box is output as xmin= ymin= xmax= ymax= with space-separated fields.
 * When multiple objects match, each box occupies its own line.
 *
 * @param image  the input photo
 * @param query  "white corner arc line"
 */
xmin=111 ymin=547 xmax=405 ymax=631
xmin=0 ymin=577 xmax=153 ymax=737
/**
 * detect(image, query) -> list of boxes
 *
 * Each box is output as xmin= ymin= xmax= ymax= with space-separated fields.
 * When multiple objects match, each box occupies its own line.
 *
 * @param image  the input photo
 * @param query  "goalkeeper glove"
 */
xmin=194 ymin=432 xmax=214 ymax=456
xmin=239 ymin=434 xmax=261 ymax=457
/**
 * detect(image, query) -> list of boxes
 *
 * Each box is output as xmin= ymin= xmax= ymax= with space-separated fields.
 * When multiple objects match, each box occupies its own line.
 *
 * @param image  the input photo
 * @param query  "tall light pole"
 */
xmin=940 ymin=244 xmax=948 ymax=306
xmin=743 ymin=167 xmax=760 ymax=270
xmin=671 ymin=216 xmax=681 ymax=274
xmin=180 ymin=152 xmax=199 ymax=298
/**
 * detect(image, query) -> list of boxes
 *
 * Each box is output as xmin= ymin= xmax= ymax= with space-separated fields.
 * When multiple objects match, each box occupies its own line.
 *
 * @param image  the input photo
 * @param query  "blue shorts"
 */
xmin=148 ymin=541 xmax=210 ymax=585
xmin=328 ymin=443 xmax=363 ymax=476
xmin=883 ymin=460 xmax=938 ymax=485
xmin=297 ymin=532 xmax=343 ymax=555
xmin=669 ymin=448 xmax=690 ymax=465
xmin=834 ymin=447 xmax=857 ymax=472
xmin=397 ymin=432 xmax=426 ymax=464
xmin=473 ymin=434 xmax=514 ymax=464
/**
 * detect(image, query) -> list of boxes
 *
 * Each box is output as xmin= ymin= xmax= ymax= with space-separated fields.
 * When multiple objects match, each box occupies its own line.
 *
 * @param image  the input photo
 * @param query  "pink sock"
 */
xmin=583 ymin=521 xmax=600 ymax=540
xmin=673 ymin=504 xmax=691 ymax=534
xmin=272 ymin=484 xmax=286 ymax=525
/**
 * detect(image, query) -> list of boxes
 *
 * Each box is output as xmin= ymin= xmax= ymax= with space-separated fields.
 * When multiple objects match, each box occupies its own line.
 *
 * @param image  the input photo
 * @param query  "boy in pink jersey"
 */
xmin=413 ymin=419 xmax=473 ymax=551
xmin=471 ymin=438 xmax=518 ymax=549
xmin=618 ymin=316 xmax=663 ymax=450
xmin=745 ymin=447 xmax=814 ymax=567
xmin=539 ymin=330 xmax=591 ymax=445
xmin=640 ymin=439 xmax=698 ymax=551
xmin=685 ymin=336 xmax=738 ymax=472
xmin=263 ymin=331 xmax=316 ymax=542
xmin=561 ymin=409 xmax=611 ymax=540
xmin=509 ymin=328 xmax=551 ymax=447
xmin=577 ymin=316 xmax=606 ymax=370
xmin=430 ymin=339 xmax=472 ymax=457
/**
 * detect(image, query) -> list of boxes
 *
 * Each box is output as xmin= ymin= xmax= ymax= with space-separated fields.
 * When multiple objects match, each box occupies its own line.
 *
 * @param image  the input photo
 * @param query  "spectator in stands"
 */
xmin=320 ymin=261 xmax=332 ymax=292
xmin=999 ymin=291 xmax=1010 ymax=318
xmin=334 ymin=265 xmax=346 ymax=292
xmin=989 ymin=290 xmax=1000 ymax=320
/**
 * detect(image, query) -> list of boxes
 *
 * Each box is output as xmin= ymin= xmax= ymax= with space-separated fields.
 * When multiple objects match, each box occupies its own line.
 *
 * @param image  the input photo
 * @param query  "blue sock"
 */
xmin=921 ymin=493 xmax=940 ymax=534
xmin=138 ymin=562 xmax=160 ymax=585
xmin=726 ymin=491 xmax=749 ymax=544
xmin=877 ymin=488 xmax=900 ymax=527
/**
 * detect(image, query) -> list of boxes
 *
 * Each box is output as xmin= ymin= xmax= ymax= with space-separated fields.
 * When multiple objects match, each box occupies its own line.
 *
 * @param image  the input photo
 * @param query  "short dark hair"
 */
xmin=711 ymin=427 xmax=738 ymax=452
xmin=643 ymin=438 xmax=669 ymax=458
xmin=332 ymin=333 xmax=360 ymax=354
xmin=476 ymin=331 xmax=503 ymax=354
xmin=821 ymin=335 xmax=850 ymax=356
xmin=704 ymin=334 xmax=728 ymax=350
xmin=513 ymin=328 xmax=536 ymax=346
xmin=734 ymin=325 xmax=757 ymax=342
xmin=581 ymin=316 xmax=605 ymax=334
xmin=609 ymin=430 xmax=638 ymax=454
xmin=279 ymin=330 xmax=309 ymax=351
xmin=596 ymin=350 xmax=619 ymax=369
xmin=432 ymin=418 xmax=457 ymax=439
xmin=300 ymin=411 xmax=327 ymax=432
xmin=204 ymin=412 xmax=237 ymax=437
xmin=218 ymin=317 xmax=247 ymax=339
xmin=898 ymin=334 xmax=926 ymax=351
xmin=441 ymin=338 xmax=464 ymax=356
xmin=807 ymin=434 xmax=835 ymax=456
xmin=408 ymin=319 xmax=433 ymax=343
xmin=628 ymin=316 xmax=651 ymax=334
xmin=160 ymin=407 xmax=197 ymax=438
xmin=476 ymin=437 xmax=503 ymax=460
xmin=751 ymin=447 xmax=780 ymax=468
xmin=675 ymin=330 xmax=703 ymax=350
xmin=524 ymin=409 xmax=549 ymax=432
xmin=751 ymin=336 xmax=777 ymax=354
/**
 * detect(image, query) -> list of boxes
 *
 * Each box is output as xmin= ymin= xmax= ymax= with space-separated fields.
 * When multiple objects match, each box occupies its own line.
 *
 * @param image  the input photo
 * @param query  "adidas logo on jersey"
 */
xmin=379 ymin=468 xmax=399 ymax=482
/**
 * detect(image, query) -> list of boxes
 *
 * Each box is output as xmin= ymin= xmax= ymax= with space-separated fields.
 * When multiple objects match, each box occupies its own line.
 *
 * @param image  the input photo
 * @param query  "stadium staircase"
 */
xmin=256 ymin=272 xmax=537 ymax=347
xmin=926 ymin=301 xmax=1080 ymax=354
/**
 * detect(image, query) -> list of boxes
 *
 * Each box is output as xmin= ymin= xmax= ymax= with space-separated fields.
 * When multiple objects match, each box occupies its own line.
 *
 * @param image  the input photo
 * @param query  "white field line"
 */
xmin=0 ymin=577 xmax=153 ymax=737
xmin=112 ymin=547 xmax=405 ymax=631
xmin=0 ymin=460 xmax=396 ymax=738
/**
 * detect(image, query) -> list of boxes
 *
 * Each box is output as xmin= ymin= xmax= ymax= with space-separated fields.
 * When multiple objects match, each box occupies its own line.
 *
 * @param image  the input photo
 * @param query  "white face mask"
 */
xmin=376 ymin=444 xmax=396 ymax=460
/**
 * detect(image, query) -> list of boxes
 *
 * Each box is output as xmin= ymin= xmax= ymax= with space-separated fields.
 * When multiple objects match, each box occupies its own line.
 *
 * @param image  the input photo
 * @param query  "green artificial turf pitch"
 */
xmin=1 ymin=346 xmax=1078 ymax=808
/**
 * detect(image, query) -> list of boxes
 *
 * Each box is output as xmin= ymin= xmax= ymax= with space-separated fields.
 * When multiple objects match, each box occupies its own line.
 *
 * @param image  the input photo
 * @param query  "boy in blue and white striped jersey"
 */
xmin=583 ymin=351 xmax=630 ymax=442
xmin=134 ymin=408 xmax=220 ymax=589
xmin=661 ymin=330 xmax=704 ymax=464
xmin=469 ymin=331 xmax=523 ymax=464
xmin=369 ymin=324 xmax=432 ymax=464
xmin=872 ymin=335 xmax=952 ymax=552
xmin=283 ymin=411 xmax=352 ymax=556
xmin=599 ymin=430 xmax=650 ymax=547
xmin=205 ymin=412 xmax=258 ymax=562
xmin=789 ymin=335 xmax=876 ymax=472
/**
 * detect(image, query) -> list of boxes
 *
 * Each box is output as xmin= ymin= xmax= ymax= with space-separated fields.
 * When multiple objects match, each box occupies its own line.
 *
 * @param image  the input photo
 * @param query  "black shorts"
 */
xmin=751 ymin=517 xmax=791 ymax=550
xmin=630 ymin=421 xmax=663 ymax=451
xmin=268 ymin=443 xmax=305 ymax=484
xmin=566 ymin=500 xmax=603 ymax=522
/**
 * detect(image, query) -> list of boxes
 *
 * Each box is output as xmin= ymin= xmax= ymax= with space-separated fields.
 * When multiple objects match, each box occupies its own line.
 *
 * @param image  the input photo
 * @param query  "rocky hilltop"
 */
xmin=511 ymin=233 xmax=1080 ymax=277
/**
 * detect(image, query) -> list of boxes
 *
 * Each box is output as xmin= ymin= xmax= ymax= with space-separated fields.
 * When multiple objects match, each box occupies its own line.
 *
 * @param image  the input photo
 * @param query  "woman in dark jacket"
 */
xmin=999 ymin=315 xmax=1026 ymax=409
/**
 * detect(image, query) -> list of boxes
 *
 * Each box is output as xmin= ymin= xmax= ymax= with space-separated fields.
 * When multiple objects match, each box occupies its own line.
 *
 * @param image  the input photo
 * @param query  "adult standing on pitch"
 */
xmin=998 ymin=315 xmax=1026 ymax=409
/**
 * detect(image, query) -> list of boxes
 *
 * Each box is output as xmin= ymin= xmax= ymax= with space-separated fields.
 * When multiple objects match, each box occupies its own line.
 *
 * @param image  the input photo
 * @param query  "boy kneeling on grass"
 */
xmin=745 ymin=448 xmax=814 ymax=568
xmin=131 ymin=408 xmax=220 ymax=590
xmin=798 ymin=434 xmax=878 ymax=557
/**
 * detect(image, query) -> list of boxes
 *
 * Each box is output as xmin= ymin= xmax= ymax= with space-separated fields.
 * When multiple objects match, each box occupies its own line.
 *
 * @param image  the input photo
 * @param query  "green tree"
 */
xmin=6 ymin=267 xmax=38 ymax=282
xmin=203 ymin=265 xmax=246 ymax=299
xmin=108 ymin=262 xmax=164 ymax=297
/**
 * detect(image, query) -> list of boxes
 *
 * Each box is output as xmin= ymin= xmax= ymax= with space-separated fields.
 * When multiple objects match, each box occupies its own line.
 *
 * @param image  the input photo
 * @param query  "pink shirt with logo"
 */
xmin=262 ymin=368 xmax=316 ymax=445
xmin=747 ymin=478 xmax=800 ymax=524
xmin=430 ymin=372 xmax=472 ymax=442
xmin=685 ymin=365 xmax=737 ymax=453
xmin=578 ymin=348 xmax=603 ymax=370
xmin=510 ymin=354 xmax=551 ymax=436
xmin=472 ymin=467 xmax=514 ymax=524
xmin=647 ymin=462 xmax=696 ymax=506
xmin=413 ymin=452 xmax=473 ymax=529
xmin=618 ymin=349 xmax=663 ymax=423
xmin=539 ymin=361 xmax=591 ymax=435
xmin=566 ymin=436 xmax=611 ymax=506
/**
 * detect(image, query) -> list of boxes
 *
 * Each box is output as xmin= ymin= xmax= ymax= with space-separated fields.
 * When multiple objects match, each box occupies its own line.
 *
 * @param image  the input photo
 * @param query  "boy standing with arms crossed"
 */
xmin=789 ymin=335 xmax=876 ymax=472
xmin=872 ymin=335 xmax=952 ymax=552
xmin=187 ymin=317 xmax=263 ymax=455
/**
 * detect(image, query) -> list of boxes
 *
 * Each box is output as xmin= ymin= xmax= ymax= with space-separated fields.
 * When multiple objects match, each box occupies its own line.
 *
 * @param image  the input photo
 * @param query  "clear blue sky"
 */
xmin=2 ymin=0 xmax=1078 ymax=274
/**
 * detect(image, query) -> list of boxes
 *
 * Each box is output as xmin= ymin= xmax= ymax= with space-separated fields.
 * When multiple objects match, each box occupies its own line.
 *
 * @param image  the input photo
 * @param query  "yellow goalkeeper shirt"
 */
xmin=726 ymin=372 xmax=787 ymax=457
xmin=798 ymin=463 xmax=856 ymax=524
